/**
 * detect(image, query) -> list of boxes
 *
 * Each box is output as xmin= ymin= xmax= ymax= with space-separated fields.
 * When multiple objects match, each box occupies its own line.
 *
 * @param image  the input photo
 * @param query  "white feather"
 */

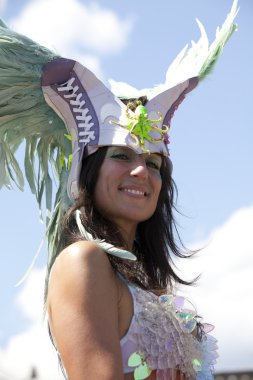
xmin=109 ymin=0 xmax=238 ymax=100
xmin=75 ymin=210 xmax=137 ymax=261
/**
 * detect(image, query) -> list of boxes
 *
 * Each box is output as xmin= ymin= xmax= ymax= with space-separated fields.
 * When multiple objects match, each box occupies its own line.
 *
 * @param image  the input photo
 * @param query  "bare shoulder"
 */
xmin=50 ymin=240 xmax=113 ymax=278
xmin=47 ymin=240 xmax=117 ymax=309
xmin=47 ymin=241 xmax=124 ymax=378
xmin=54 ymin=240 xmax=111 ymax=269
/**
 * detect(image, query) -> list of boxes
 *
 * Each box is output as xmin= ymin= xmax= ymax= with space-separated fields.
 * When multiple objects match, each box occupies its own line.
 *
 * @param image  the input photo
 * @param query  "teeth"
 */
xmin=123 ymin=188 xmax=145 ymax=195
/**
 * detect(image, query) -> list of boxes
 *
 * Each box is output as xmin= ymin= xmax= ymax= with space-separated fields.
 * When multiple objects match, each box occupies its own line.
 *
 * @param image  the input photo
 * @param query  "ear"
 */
xmin=145 ymin=77 xmax=198 ymax=129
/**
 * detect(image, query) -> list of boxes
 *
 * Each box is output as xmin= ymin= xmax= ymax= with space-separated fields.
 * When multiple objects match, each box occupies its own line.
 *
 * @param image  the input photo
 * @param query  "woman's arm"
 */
xmin=47 ymin=240 xmax=124 ymax=380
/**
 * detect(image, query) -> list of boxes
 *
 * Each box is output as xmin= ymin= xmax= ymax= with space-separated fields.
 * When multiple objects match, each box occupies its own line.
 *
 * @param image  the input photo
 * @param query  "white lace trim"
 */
xmin=57 ymin=77 xmax=96 ymax=144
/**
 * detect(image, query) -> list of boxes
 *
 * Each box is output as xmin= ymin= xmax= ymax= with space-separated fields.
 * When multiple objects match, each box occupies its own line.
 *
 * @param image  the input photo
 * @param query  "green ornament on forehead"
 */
xmin=110 ymin=101 xmax=169 ymax=153
xmin=135 ymin=104 xmax=148 ymax=118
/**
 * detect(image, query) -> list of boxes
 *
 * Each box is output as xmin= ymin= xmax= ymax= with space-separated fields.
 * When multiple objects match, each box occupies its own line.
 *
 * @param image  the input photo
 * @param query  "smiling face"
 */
xmin=94 ymin=146 xmax=162 ymax=233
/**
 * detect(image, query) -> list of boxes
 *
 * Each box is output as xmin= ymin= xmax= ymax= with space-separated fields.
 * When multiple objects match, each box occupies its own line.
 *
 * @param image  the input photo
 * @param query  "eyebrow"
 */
xmin=145 ymin=153 xmax=162 ymax=159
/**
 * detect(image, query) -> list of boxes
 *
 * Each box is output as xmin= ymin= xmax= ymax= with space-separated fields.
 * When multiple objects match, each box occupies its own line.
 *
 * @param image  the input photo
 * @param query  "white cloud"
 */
xmin=0 ymin=0 xmax=7 ymax=12
xmin=1 ymin=207 xmax=252 ymax=377
xmin=0 ymin=324 xmax=64 ymax=380
xmin=177 ymin=206 xmax=253 ymax=372
xmin=70 ymin=52 xmax=103 ymax=79
xmin=0 ymin=268 xmax=64 ymax=380
xmin=8 ymin=0 xmax=133 ymax=81
xmin=15 ymin=267 xmax=45 ymax=321
xmin=8 ymin=0 xmax=133 ymax=78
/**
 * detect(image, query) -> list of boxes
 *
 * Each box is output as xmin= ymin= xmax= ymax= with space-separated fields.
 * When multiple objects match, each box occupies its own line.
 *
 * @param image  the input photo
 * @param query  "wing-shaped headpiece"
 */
xmin=0 ymin=0 xmax=238 ymax=266
xmin=41 ymin=58 xmax=200 ymax=200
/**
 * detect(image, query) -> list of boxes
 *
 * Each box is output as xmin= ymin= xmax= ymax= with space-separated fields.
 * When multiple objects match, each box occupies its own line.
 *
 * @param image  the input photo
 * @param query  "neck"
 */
xmin=117 ymin=223 xmax=137 ymax=251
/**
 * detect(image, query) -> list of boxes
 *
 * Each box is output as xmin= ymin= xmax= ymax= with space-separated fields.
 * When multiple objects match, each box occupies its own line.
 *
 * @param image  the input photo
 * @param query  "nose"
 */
xmin=129 ymin=156 xmax=149 ymax=181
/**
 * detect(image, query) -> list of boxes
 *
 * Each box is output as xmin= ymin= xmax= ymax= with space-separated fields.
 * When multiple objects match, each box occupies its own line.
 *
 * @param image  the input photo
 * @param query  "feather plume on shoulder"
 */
xmin=75 ymin=210 xmax=136 ymax=261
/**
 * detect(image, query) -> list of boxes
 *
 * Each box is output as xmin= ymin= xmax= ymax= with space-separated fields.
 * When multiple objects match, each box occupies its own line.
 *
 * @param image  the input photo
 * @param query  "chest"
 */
xmin=117 ymin=280 xmax=217 ymax=380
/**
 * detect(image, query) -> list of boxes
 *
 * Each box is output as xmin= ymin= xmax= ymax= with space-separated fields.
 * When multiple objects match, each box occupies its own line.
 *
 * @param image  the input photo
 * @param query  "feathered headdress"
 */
xmin=0 ymin=0 xmax=238 ymax=274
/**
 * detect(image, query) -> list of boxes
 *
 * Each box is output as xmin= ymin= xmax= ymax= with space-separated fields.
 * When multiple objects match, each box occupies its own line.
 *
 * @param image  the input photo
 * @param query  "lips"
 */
xmin=119 ymin=186 xmax=148 ymax=197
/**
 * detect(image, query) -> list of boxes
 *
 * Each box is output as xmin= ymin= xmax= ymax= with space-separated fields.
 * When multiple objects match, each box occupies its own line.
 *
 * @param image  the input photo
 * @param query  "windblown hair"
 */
xmin=53 ymin=143 xmax=194 ymax=291
xmin=50 ymin=98 xmax=195 ymax=291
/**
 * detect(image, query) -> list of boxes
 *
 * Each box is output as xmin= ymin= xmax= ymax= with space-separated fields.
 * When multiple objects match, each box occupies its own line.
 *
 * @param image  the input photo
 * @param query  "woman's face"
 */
xmin=94 ymin=146 xmax=162 ymax=231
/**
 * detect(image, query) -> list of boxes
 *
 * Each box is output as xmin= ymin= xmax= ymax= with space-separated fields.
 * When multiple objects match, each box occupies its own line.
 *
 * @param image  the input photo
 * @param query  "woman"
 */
xmin=47 ymin=143 xmax=178 ymax=379
xmin=41 ymin=83 xmax=217 ymax=378
xmin=0 ymin=1 xmax=238 ymax=379
xmin=47 ymin=141 xmax=217 ymax=379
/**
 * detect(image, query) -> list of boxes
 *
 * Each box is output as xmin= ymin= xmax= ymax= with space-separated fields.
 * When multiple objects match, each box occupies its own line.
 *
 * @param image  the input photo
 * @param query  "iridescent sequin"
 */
xmin=125 ymin=286 xmax=218 ymax=380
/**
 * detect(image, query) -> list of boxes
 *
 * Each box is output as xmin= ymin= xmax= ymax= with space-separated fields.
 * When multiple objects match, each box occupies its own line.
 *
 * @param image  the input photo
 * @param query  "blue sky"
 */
xmin=0 ymin=0 xmax=252 ymax=378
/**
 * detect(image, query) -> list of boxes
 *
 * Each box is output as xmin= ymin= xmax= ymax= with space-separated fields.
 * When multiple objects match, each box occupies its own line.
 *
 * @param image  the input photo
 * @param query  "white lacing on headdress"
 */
xmin=57 ymin=77 xmax=95 ymax=144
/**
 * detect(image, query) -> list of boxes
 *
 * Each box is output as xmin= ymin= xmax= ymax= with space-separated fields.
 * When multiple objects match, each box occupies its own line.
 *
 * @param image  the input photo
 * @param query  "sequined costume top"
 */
xmin=120 ymin=281 xmax=218 ymax=380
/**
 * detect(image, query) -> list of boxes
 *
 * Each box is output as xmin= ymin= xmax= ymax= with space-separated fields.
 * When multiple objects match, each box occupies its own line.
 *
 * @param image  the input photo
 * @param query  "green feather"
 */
xmin=109 ymin=0 xmax=239 ymax=99
xmin=24 ymin=136 xmax=37 ymax=195
xmin=0 ymin=19 xmax=72 ymax=277
xmin=0 ymin=0 xmax=239 ymax=293
xmin=0 ymin=139 xmax=24 ymax=190
xmin=199 ymin=0 xmax=239 ymax=80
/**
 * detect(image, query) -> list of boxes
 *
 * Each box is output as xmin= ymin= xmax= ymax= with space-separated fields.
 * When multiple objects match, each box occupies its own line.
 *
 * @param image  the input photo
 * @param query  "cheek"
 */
xmin=150 ymin=176 xmax=162 ymax=211
xmin=94 ymin=173 xmax=114 ymax=212
xmin=154 ymin=175 xmax=162 ymax=196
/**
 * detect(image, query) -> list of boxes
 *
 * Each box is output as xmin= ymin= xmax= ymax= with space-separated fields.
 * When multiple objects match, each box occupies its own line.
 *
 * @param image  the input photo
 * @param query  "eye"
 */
xmin=147 ymin=161 xmax=160 ymax=170
xmin=106 ymin=147 xmax=135 ymax=161
xmin=146 ymin=159 xmax=161 ymax=171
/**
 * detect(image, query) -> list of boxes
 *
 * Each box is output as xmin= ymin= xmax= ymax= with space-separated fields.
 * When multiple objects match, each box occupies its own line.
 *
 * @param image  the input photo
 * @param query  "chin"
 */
xmin=122 ymin=210 xmax=155 ymax=224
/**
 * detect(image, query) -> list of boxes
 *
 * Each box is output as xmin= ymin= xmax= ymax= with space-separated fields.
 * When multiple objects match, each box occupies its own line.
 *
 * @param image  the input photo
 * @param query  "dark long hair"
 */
xmin=54 ymin=146 xmax=194 ymax=291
